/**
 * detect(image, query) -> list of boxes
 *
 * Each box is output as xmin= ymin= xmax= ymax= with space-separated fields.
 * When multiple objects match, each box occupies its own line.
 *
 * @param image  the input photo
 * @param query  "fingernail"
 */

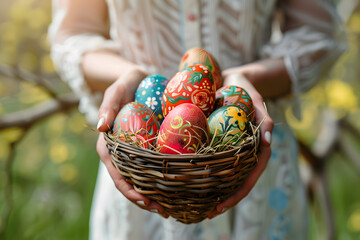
xmin=150 ymin=209 xmax=158 ymax=213
xmin=97 ymin=117 xmax=105 ymax=130
xmin=265 ymin=131 xmax=272 ymax=145
xmin=136 ymin=201 xmax=146 ymax=207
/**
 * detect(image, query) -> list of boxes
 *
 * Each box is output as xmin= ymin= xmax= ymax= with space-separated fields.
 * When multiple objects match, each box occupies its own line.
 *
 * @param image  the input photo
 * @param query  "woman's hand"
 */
xmin=208 ymin=70 xmax=274 ymax=219
xmin=96 ymin=67 xmax=169 ymax=218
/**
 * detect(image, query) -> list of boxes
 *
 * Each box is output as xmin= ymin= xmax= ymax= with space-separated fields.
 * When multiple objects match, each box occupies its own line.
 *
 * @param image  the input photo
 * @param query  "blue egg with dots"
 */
xmin=135 ymin=74 xmax=169 ymax=123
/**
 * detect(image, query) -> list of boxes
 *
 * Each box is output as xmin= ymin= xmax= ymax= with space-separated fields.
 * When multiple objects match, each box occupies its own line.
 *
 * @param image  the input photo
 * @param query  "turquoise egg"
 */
xmin=208 ymin=105 xmax=250 ymax=146
xmin=135 ymin=74 xmax=169 ymax=123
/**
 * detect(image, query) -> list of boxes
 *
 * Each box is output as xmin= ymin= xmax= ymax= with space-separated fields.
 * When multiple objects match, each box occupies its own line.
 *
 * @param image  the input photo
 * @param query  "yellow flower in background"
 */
xmin=326 ymin=79 xmax=358 ymax=112
xmin=0 ymin=127 xmax=23 ymax=142
xmin=18 ymin=81 xmax=49 ymax=104
xmin=27 ymin=8 xmax=48 ymax=32
xmin=1 ymin=22 xmax=19 ymax=44
xmin=41 ymin=54 xmax=55 ymax=73
xmin=286 ymin=103 xmax=319 ymax=130
xmin=46 ymin=114 xmax=67 ymax=138
xmin=59 ymin=163 xmax=78 ymax=183
xmin=40 ymin=33 xmax=50 ymax=51
xmin=348 ymin=207 xmax=360 ymax=233
xmin=50 ymin=141 xmax=69 ymax=164
xmin=348 ymin=12 xmax=360 ymax=33
xmin=306 ymin=84 xmax=327 ymax=106
xmin=68 ymin=112 xmax=86 ymax=134
xmin=0 ymin=128 xmax=24 ymax=160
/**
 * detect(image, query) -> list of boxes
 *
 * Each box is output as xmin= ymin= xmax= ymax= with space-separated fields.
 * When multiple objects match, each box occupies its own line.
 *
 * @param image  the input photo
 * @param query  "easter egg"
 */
xmin=216 ymin=85 xmax=255 ymax=122
xmin=135 ymin=74 xmax=169 ymax=123
xmin=179 ymin=47 xmax=223 ymax=90
xmin=214 ymin=88 xmax=224 ymax=110
xmin=113 ymin=102 xmax=160 ymax=147
xmin=208 ymin=105 xmax=250 ymax=146
xmin=157 ymin=103 xmax=210 ymax=154
xmin=162 ymin=64 xmax=216 ymax=117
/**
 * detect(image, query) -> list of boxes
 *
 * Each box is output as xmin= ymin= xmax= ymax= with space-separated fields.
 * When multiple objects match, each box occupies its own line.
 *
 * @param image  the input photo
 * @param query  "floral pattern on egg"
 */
xmin=113 ymin=102 xmax=160 ymax=147
xmin=179 ymin=47 xmax=223 ymax=90
xmin=162 ymin=64 xmax=216 ymax=117
xmin=208 ymin=105 xmax=250 ymax=146
xmin=218 ymin=85 xmax=255 ymax=122
xmin=135 ymin=74 xmax=169 ymax=122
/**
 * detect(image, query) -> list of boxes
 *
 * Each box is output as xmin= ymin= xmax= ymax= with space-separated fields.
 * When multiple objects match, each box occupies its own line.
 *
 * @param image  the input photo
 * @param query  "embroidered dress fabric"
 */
xmin=48 ymin=0 xmax=346 ymax=239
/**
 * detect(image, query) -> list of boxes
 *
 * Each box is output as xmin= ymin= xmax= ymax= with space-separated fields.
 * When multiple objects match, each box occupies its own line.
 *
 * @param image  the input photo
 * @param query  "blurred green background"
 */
xmin=0 ymin=0 xmax=359 ymax=239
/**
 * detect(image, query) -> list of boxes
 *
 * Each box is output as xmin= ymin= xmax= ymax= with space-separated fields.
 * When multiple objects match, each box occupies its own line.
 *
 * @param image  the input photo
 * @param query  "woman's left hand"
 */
xmin=207 ymin=70 xmax=274 ymax=219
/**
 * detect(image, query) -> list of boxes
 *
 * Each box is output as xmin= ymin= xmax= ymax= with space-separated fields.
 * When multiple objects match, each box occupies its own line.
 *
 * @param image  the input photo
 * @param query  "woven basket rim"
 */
xmin=104 ymin=128 xmax=260 ymax=159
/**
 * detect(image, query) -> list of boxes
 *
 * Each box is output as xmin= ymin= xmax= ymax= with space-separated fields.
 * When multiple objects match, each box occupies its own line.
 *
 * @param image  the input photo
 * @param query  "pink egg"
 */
xmin=157 ymin=103 xmax=210 ymax=154
xmin=162 ymin=64 xmax=216 ymax=118
xmin=113 ymin=102 xmax=160 ymax=148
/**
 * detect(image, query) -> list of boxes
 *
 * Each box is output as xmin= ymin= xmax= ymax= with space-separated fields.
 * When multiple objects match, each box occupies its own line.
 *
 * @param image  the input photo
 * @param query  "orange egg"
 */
xmin=179 ymin=47 xmax=223 ymax=90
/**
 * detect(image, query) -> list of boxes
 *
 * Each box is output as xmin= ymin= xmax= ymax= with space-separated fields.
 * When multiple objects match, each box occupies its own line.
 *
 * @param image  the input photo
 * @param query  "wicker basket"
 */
xmin=104 ymin=126 xmax=260 ymax=224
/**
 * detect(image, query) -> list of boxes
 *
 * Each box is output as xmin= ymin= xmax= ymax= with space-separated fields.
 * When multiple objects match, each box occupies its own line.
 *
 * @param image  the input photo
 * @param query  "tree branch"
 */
xmin=0 ymin=93 xmax=79 ymax=130
xmin=0 ymin=64 xmax=60 ymax=98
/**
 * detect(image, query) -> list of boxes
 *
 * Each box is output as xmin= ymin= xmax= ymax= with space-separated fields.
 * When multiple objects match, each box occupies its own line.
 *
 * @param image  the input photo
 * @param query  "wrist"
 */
xmin=223 ymin=58 xmax=291 ymax=98
xmin=115 ymin=66 xmax=148 ymax=95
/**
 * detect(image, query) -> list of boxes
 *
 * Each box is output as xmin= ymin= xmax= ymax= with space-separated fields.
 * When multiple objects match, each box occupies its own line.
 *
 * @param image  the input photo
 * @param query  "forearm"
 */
xmin=81 ymin=49 xmax=145 ymax=93
xmin=223 ymin=58 xmax=292 ymax=99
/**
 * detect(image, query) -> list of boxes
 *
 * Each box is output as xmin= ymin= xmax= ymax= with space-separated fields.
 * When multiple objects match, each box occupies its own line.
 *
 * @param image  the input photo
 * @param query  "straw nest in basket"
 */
xmin=104 ymin=120 xmax=260 ymax=224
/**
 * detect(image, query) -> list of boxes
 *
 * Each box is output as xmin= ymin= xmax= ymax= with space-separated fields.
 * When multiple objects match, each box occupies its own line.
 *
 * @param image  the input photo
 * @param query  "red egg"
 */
xmin=113 ymin=102 xmax=160 ymax=147
xmin=179 ymin=47 xmax=223 ymax=90
xmin=216 ymin=85 xmax=256 ymax=122
xmin=157 ymin=103 xmax=210 ymax=154
xmin=162 ymin=64 xmax=216 ymax=118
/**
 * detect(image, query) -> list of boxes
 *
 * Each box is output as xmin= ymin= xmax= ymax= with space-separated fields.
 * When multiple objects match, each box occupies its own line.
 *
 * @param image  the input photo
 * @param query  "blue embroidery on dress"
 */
xmin=269 ymin=214 xmax=292 ymax=240
xmin=268 ymin=188 xmax=288 ymax=211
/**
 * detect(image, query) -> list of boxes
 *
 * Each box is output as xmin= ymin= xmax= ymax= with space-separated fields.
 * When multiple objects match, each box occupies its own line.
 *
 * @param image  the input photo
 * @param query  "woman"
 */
xmin=48 ymin=0 xmax=346 ymax=239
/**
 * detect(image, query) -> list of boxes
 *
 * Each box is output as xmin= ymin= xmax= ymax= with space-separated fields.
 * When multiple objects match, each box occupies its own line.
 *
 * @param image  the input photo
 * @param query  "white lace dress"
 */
xmin=48 ymin=0 xmax=346 ymax=239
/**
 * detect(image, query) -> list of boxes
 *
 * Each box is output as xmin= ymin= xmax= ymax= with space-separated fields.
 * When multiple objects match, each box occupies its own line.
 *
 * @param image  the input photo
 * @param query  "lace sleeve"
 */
xmin=261 ymin=0 xmax=347 ymax=118
xmin=48 ymin=0 xmax=120 ymax=125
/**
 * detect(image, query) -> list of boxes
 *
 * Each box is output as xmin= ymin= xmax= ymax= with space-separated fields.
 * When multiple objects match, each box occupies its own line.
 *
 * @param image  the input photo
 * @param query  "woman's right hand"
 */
xmin=96 ymin=67 xmax=169 ymax=218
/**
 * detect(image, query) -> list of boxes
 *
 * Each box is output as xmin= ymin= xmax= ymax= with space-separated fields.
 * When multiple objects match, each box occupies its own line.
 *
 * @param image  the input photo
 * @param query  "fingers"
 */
xmin=210 ymin=90 xmax=273 ymax=214
xmin=96 ymin=134 xmax=168 ymax=217
xmin=222 ymin=67 xmax=243 ymax=78
xmin=208 ymin=71 xmax=274 ymax=219
xmin=97 ymin=68 xmax=149 ymax=132
xmin=254 ymin=100 xmax=274 ymax=147
xmin=97 ymin=82 xmax=128 ymax=132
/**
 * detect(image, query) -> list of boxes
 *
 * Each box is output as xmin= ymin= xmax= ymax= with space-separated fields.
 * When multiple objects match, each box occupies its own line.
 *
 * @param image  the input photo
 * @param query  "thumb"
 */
xmin=97 ymin=82 xmax=127 ymax=132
